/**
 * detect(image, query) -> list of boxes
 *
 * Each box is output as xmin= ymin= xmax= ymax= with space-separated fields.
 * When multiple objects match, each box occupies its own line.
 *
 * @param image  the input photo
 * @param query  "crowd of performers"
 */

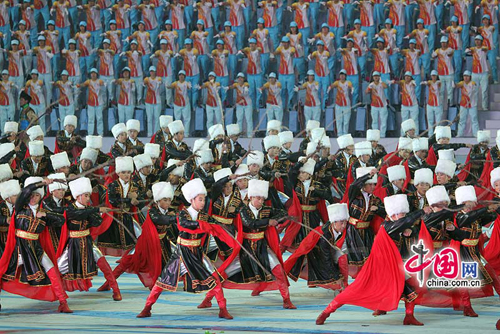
xmin=1 ymin=111 xmax=500 ymax=328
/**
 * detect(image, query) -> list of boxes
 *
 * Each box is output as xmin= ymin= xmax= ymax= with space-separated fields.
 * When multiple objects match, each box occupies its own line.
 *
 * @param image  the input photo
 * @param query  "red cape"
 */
xmin=483 ymin=214 xmax=500 ymax=275
xmin=426 ymin=146 xmax=437 ymax=166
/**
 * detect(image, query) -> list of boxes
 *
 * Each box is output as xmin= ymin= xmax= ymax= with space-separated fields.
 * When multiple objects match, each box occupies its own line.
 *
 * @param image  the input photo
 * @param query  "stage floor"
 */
xmin=0 ymin=257 xmax=498 ymax=334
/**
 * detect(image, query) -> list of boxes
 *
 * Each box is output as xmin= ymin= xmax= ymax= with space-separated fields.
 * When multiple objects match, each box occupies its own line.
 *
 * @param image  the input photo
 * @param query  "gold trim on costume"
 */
xmin=158 ymin=232 xmax=167 ymax=239
xmin=461 ymin=239 xmax=479 ymax=246
xmin=433 ymin=241 xmax=443 ymax=248
xmin=69 ymin=229 xmax=90 ymax=238
xmin=15 ymin=230 xmax=39 ymax=240
xmin=243 ymin=231 xmax=265 ymax=240
xmin=212 ymin=215 xmax=233 ymax=225
xmin=177 ymin=237 xmax=202 ymax=246
xmin=300 ymin=205 xmax=317 ymax=211
xmin=348 ymin=217 xmax=370 ymax=229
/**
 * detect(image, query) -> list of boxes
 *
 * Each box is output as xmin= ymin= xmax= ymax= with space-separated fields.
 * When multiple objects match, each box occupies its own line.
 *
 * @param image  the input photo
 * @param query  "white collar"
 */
xmin=392 ymin=184 xmax=400 ymax=193
xmin=187 ymin=206 xmax=199 ymax=220
xmin=29 ymin=203 xmax=38 ymax=216
xmin=118 ymin=142 xmax=126 ymax=150
xmin=415 ymin=155 xmax=423 ymax=164
xmin=129 ymin=138 xmax=137 ymax=145
xmin=139 ymin=172 xmax=147 ymax=182
xmin=65 ymin=130 xmax=72 ymax=137
xmin=174 ymin=139 xmax=182 ymax=147
xmin=53 ymin=196 xmax=62 ymax=206
xmin=249 ymin=203 xmax=261 ymax=217
xmin=75 ymin=201 xmax=85 ymax=208
xmin=162 ymin=131 xmax=169 ymax=138
xmin=5 ymin=201 xmax=13 ymax=213
xmin=159 ymin=206 xmax=167 ymax=215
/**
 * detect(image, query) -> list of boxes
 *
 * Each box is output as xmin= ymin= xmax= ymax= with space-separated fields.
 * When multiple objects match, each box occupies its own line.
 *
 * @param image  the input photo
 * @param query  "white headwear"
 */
xmin=133 ymin=153 xmax=153 ymax=170
xmin=356 ymin=167 xmax=377 ymax=184
xmin=321 ymin=136 xmax=331 ymax=148
xmin=414 ymin=168 xmax=433 ymax=185
xmin=412 ymin=138 xmax=429 ymax=152
xmin=182 ymin=178 xmax=207 ymax=202
xmin=234 ymin=164 xmax=250 ymax=181
xmin=80 ymin=147 xmax=98 ymax=164
xmin=226 ymin=124 xmax=240 ymax=136
xmin=28 ymin=141 xmax=44 ymax=156
xmin=477 ymin=130 xmax=490 ymax=144
xmin=384 ymin=194 xmax=410 ymax=217
xmin=327 ymin=203 xmax=349 ymax=222
xmin=247 ymin=151 xmax=264 ymax=167
xmin=27 ymin=125 xmax=44 ymax=141
xmin=167 ymin=159 xmax=185 ymax=177
xmin=438 ymin=149 xmax=455 ymax=162
xmin=248 ymin=179 xmax=269 ymax=198
xmin=279 ymin=131 xmax=294 ymax=146
xmin=115 ymin=156 xmax=134 ymax=173
xmin=306 ymin=120 xmax=320 ymax=132
xmin=426 ymin=185 xmax=450 ymax=205
xmin=355 ymin=141 xmax=372 ymax=157
xmin=25 ymin=176 xmax=45 ymax=197
xmin=50 ymin=152 xmax=70 ymax=170
xmin=152 ymin=182 xmax=174 ymax=202
xmin=4 ymin=121 xmax=18 ymax=134
xmin=48 ymin=173 xmax=68 ymax=192
xmin=455 ymin=185 xmax=477 ymax=205
xmin=196 ymin=149 xmax=214 ymax=165
xmin=387 ymin=165 xmax=406 ymax=182
xmin=159 ymin=115 xmax=173 ymax=128
xmin=299 ymin=157 xmax=316 ymax=175
xmin=111 ymin=123 xmax=127 ymax=139
xmin=337 ymin=134 xmax=354 ymax=149
xmin=64 ymin=115 xmax=77 ymax=127
xmin=490 ymin=167 xmax=500 ymax=187
xmin=398 ymin=137 xmax=412 ymax=151
xmin=69 ymin=177 xmax=92 ymax=199
xmin=126 ymin=119 xmax=141 ymax=132
xmin=208 ymin=124 xmax=225 ymax=140
xmin=401 ymin=119 xmax=416 ymax=134
xmin=267 ymin=120 xmax=281 ymax=133
xmin=435 ymin=159 xmax=456 ymax=178
xmin=311 ymin=128 xmax=326 ymax=142
xmin=0 ymin=163 xmax=12 ymax=182
xmin=214 ymin=168 xmax=232 ymax=182
xmin=0 ymin=179 xmax=21 ymax=200
xmin=86 ymin=135 xmax=103 ymax=150
xmin=144 ymin=143 xmax=161 ymax=159
xmin=306 ymin=141 xmax=319 ymax=156
xmin=0 ymin=143 xmax=14 ymax=161
xmin=367 ymin=129 xmax=380 ymax=141
xmin=435 ymin=126 xmax=451 ymax=140
xmin=193 ymin=139 xmax=210 ymax=152
xmin=263 ymin=135 xmax=281 ymax=151
xmin=167 ymin=120 xmax=184 ymax=135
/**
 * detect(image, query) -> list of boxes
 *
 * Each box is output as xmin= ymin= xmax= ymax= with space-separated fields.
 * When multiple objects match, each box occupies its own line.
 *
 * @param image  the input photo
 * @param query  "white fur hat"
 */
xmin=4 ymin=121 xmax=18 ymax=134
xmin=267 ymin=120 xmax=281 ymax=133
xmin=115 ymin=156 xmax=134 ymax=173
xmin=29 ymin=141 xmax=44 ymax=156
xmin=126 ymin=119 xmax=141 ymax=132
xmin=0 ymin=179 xmax=21 ymax=200
xmin=167 ymin=159 xmax=185 ymax=177
xmin=263 ymin=135 xmax=281 ymax=151
xmin=80 ymin=147 xmax=98 ymax=164
xmin=412 ymin=138 xmax=429 ymax=152
xmin=321 ymin=136 xmax=331 ymax=148
xmin=27 ymin=125 xmax=44 ymax=141
xmin=25 ymin=176 xmax=45 ymax=197
xmin=86 ymin=135 xmax=103 ymax=150
xmin=356 ymin=167 xmax=377 ymax=184
xmin=327 ymin=203 xmax=349 ymax=222
xmin=384 ymin=194 xmax=410 ymax=217
xmin=208 ymin=124 xmax=225 ymax=140
xmin=426 ymin=185 xmax=450 ymax=205
xmin=196 ymin=149 xmax=214 ymax=165
xmin=306 ymin=141 xmax=319 ymax=156
xmin=387 ymin=165 xmax=406 ymax=182
xmin=214 ymin=167 xmax=232 ymax=182
xmin=247 ymin=151 xmax=264 ymax=167
xmin=111 ymin=123 xmax=127 ymax=139
xmin=0 ymin=163 xmax=12 ymax=181
xmin=0 ymin=143 xmax=14 ymax=160
xmin=248 ymin=179 xmax=269 ymax=198
xmin=50 ymin=152 xmax=70 ymax=170
xmin=133 ymin=153 xmax=153 ymax=170
xmin=193 ymin=139 xmax=210 ymax=152
xmin=144 ymin=143 xmax=161 ymax=159
xmin=167 ymin=120 xmax=184 ymax=135
xmin=490 ymin=167 xmax=500 ymax=187
xmin=48 ymin=173 xmax=68 ymax=192
xmin=438 ymin=149 xmax=455 ymax=162
xmin=455 ymin=185 xmax=477 ymax=205
xmin=367 ymin=129 xmax=380 ymax=141
xmin=311 ymin=127 xmax=326 ymax=142
xmin=401 ymin=119 xmax=416 ymax=134
xmin=152 ymin=182 xmax=174 ymax=202
xmin=435 ymin=159 xmax=456 ymax=178
xmin=279 ymin=131 xmax=294 ymax=145
xmin=182 ymin=178 xmax=207 ymax=202
xmin=299 ymin=157 xmax=316 ymax=175
xmin=159 ymin=115 xmax=173 ymax=128
xmin=414 ymin=168 xmax=433 ymax=185
xmin=306 ymin=120 xmax=320 ymax=131
xmin=234 ymin=164 xmax=250 ymax=181
xmin=477 ymin=130 xmax=490 ymax=143
xmin=337 ymin=134 xmax=354 ymax=149
xmin=69 ymin=177 xmax=92 ymax=199
xmin=435 ymin=126 xmax=451 ymax=140
xmin=355 ymin=141 xmax=372 ymax=157
xmin=226 ymin=124 xmax=240 ymax=136
xmin=398 ymin=137 xmax=412 ymax=151
xmin=64 ymin=115 xmax=77 ymax=127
